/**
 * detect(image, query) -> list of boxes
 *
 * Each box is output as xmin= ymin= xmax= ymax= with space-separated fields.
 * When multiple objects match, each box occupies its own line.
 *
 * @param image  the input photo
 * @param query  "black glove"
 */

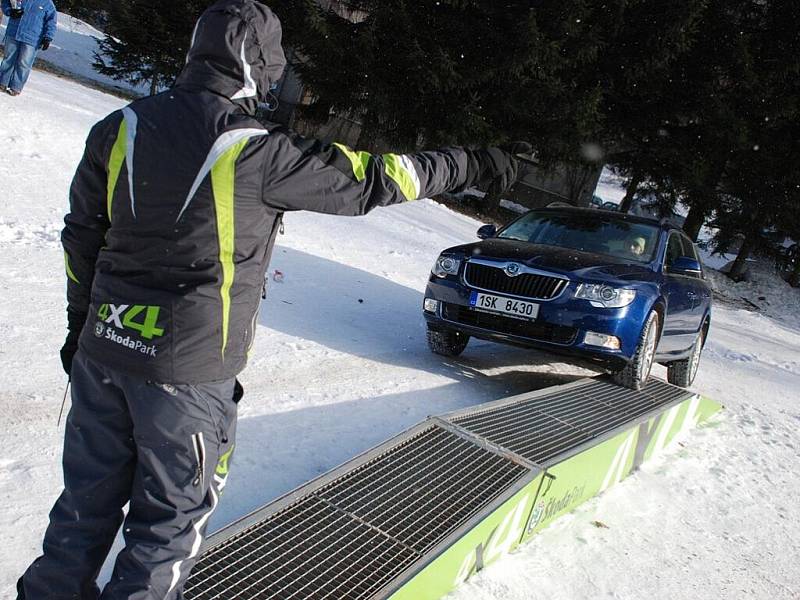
xmin=60 ymin=310 xmax=87 ymax=376
xmin=41 ymin=38 xmax=51 ymax=51
xmin=464 ymin=142 xmax=532 ymax=196
xmin=60 ymin=329 xmax=80 ymax=376
xmin=10 ymin=8 xmax=24 ymax=18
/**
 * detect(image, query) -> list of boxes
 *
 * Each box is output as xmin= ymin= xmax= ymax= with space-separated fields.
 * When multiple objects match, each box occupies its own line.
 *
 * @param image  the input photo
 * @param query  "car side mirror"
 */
xmin=670 ymin=256 xmax=702 ymax=275
xmin=477 ymin=224 xmax=497 ymax=239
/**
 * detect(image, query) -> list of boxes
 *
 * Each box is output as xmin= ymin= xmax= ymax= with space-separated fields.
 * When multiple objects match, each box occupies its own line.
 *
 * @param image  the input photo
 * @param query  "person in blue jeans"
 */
xmin=0 ymin=0 xmax=57 ymax=96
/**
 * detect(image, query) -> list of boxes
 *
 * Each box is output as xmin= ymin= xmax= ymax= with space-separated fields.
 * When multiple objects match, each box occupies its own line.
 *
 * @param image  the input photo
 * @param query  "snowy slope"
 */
xmin=1 ymin=13 xmax=147 ymax=95
xmin=0 ymin=71 xmax=799 ymax=599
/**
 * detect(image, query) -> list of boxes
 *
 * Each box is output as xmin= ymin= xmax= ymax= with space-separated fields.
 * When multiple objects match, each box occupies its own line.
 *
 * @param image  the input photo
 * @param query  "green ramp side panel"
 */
xmin=388 ymin=475 xmax=544 ymax=600
xmin=523 ymin=393 xmax=722 ymax=539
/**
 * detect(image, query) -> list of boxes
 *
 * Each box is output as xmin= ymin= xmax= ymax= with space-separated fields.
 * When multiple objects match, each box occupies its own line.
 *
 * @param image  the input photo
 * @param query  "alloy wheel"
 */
xmin=688 ymin=332 xmax=704 ymax=383
xmin=640 ymin=315 xmax=658 ymax=383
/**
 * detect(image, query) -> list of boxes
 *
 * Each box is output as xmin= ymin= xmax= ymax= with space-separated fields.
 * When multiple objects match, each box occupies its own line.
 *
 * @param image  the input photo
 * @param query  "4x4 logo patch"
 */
xmin=98 ymin=304 xmax=165 ymax=339
xmin=95 ymin=304 xmax=166 ymax=357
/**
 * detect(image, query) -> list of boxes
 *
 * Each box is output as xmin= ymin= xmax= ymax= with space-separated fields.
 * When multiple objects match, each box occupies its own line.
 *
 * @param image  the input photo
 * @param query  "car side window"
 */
xmin=665 ymin=233 xmax=683 ymax=269
xmin=680 ymin=235 xmax=704 ymax=279
xmin=680 ymin=235 xmax=698 ymax=260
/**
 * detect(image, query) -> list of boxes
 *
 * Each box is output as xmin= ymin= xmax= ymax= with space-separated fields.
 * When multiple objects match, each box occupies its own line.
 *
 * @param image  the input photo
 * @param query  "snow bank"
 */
xmin=705 ymin=262 xmax=800 ymax=330
xmin=500 ymin=199 xmax=528 ymax=214
xmin=694 ymin=226 xmax=800 ymax=329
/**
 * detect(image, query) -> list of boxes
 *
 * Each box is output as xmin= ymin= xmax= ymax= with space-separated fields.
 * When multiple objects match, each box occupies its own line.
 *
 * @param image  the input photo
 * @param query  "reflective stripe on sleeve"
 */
xmin=383 ymin=153 xmax=421 ymax=201
xmin=64 ymin=251 xmax=80 ymax=284
xmin=333 ymin=143 xmax=372 ymax=182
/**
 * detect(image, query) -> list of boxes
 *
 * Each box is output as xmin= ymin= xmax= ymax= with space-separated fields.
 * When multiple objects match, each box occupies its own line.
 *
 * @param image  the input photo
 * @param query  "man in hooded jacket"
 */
xmin=17 ymin=1 xmax=526 ymax=598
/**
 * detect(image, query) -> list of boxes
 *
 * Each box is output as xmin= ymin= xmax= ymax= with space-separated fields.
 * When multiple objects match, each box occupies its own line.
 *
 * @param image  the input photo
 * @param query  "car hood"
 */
xmin=453 ymin=239 xmax=656 ymax=281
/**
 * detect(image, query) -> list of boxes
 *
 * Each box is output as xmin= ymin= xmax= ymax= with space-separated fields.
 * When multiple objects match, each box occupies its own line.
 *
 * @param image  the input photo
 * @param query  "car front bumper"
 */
xmin=423 ymin=276 xmax=650 ymax=370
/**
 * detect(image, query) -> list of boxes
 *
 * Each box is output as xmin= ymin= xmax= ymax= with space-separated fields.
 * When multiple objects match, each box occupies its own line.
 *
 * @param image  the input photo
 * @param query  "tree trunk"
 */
xmin=565 ymin=164 xmax=594 ymax=206
xmin=728 ymin=230 xmax=757 ymax=281
xmin=150 ymin=75 xmax=159 ymax=97
xmin=682 ymin=201 xmax=708 ymax=242
xmin=485 ymin=187 xmax=503 ymax=217
xmin=790 ymin=257 xmax=800 ymax=288
xmin=618 ymin=171 xmax=642 ymax=213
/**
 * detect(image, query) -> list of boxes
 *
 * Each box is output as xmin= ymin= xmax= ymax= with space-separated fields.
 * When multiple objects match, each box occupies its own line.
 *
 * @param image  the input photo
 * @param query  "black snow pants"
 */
xmin=18 ymin=351 xmax=239 ymax=599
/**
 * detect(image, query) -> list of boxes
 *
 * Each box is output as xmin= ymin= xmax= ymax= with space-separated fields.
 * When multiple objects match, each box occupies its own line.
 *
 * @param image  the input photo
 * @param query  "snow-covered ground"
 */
xmin=1 ymin=71 xmax=799 ymax=599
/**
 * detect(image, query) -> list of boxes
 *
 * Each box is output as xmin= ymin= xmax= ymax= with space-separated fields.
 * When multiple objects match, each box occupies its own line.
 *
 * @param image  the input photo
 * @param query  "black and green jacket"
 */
xmin=62 ymin=0 xmax=481 ymax=384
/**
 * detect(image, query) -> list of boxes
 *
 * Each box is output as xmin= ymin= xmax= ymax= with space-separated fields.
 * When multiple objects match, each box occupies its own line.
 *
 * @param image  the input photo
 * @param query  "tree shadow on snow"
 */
xmin=204 ymin=247 xmax=596 ymax=531
xmin=96 ymin=247 xmax=593 ymax=578
xmin=261 ymin=246 xmax=596 ymax=380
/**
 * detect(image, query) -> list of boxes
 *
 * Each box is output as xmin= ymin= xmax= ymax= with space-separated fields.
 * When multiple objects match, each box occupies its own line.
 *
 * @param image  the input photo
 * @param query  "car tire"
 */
xmin=426 ymin=325 xmax=470 ymax=357
xmin=612 ymin=310 xmax=659 ymax=391
xmin=667 ymin=328 xmax=705 ymax=388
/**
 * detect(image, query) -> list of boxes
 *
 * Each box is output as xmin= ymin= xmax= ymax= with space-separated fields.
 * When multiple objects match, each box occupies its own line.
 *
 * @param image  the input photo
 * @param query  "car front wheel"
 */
xmin=667 ymin=328 xmax=705 ymax=388
xmin=426 ymin=325 xmax=470 ymax=357
xmin=612 ymin=310 xmax=659 ymax=391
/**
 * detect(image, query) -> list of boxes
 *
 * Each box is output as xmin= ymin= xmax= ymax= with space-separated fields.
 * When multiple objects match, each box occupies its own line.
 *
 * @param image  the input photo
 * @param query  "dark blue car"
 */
xmin=423 ymin=208 xmax=712 ymax=390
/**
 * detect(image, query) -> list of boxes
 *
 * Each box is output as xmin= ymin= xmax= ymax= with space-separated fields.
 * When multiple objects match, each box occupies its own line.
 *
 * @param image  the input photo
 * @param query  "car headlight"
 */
xmin=575 ymin=284 xmax=636 ymax=308
xmin=432 ymin=255 xmax=462 ymax=278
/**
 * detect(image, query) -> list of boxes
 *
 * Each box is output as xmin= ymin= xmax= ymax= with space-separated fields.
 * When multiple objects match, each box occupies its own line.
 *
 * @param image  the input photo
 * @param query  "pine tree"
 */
xmin=604 ymin=0 xmax=729 ymax=217
xmin=707 ymin=0 xmax=800 ymax=280
xmin=276 ymin=0 xmax=549 ymax=151
xmin=275 ymin=0 xmax=711 ymax=176
xmin=651 ymin=0 xmax=751 ymax=241
xmin=93 ymin=0 xmax=211 ymax=95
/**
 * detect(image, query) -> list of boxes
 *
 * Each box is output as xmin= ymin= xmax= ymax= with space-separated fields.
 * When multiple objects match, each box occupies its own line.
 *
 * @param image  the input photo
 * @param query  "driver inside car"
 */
xmin=628 ymin=236 xmax=647 ymax=257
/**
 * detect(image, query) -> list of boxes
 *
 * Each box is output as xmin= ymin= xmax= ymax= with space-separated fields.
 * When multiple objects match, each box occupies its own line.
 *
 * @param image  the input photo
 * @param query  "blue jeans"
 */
xmin=0 ymin=36 xmax=38 ymax=92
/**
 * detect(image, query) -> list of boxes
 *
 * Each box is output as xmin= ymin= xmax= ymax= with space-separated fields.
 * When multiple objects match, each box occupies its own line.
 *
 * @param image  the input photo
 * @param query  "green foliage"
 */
xmin=93 ymin=0 xmax=212 ymax=92
xmin=702 ymin=0 xmax=800 ymax=275
xmin=274 ymin=0 xmax=709 ymax=163
xmin=87 ymin=0 xmax=797 ymax=271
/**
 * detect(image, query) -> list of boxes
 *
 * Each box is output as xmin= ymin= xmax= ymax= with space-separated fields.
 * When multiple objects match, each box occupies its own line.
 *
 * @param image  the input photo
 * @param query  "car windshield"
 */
xmin=498 ymin=211 xmax=660 ymax=263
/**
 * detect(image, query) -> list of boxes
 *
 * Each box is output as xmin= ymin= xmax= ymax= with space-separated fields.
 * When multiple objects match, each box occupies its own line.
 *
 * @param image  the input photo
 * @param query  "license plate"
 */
xmin=469 ymin=291 xmax=539 ymax=320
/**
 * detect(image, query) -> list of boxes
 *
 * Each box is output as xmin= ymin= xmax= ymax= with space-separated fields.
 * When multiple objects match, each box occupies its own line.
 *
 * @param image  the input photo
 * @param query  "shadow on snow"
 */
xmin=209 ymin=247 xmax=594 ymax=530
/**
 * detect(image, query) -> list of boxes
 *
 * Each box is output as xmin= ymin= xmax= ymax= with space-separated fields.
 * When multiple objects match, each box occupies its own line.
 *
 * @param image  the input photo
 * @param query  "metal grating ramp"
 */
xmin=448 ymin=377 xmax=692 ymax=465
xmin=184 ymin=423 xmax=530 ymax=600
xmin=184 ymin=377 xmax=700 ymax=599
xmin=184 ymin=495 xmax=417 ymax=599
xmin=314 ymin=425 xmax=528 ymax=554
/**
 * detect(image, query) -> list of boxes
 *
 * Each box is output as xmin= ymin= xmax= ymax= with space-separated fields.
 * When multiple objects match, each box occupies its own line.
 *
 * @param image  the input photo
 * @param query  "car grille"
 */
xmin=442 ymin=303 xmax=578 ymax=345
xmin=464 ymin=262 xmax=568 ymax=300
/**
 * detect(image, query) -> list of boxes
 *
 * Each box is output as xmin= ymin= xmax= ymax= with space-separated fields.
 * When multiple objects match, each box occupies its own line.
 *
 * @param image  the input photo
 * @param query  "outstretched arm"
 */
xmin=260 ymin=128 xmax=521 ymax=215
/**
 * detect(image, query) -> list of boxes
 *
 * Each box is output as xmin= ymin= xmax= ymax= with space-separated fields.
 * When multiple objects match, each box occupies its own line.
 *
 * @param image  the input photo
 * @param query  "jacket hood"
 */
xmin=176 ymin=0 xmax=286 ymax=111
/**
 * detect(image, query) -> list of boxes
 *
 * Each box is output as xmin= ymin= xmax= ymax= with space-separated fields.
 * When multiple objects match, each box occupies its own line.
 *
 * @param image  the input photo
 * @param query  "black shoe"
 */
xmin=6 ymin=88 xmax=21 ymax=96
